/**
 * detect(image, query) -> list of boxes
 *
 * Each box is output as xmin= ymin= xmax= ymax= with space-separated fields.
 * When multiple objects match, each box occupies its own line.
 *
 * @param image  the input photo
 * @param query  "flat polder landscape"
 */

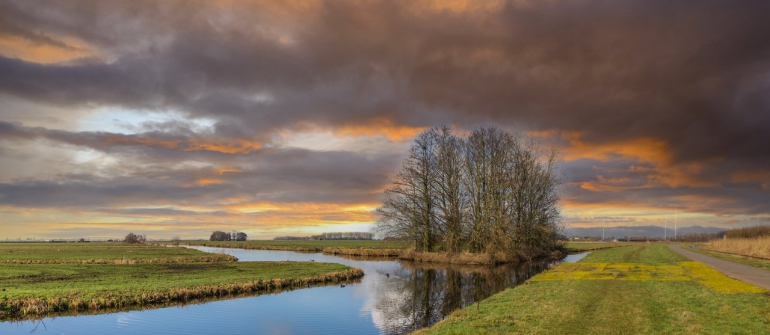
xmin=3 ymin=1 xmax=770 ymax=334
xmin=2 ymin=239 xmax=769 ymax=334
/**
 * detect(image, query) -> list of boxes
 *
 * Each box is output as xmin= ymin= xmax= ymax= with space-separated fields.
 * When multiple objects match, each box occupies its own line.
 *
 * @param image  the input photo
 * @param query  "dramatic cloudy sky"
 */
xmin=1 ymin=0 xmax=769 ymax=240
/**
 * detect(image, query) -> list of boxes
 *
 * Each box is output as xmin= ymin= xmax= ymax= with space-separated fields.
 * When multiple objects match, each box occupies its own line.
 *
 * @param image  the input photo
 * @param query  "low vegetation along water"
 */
xmin=0 ymin=246 xmax=565 ymax=334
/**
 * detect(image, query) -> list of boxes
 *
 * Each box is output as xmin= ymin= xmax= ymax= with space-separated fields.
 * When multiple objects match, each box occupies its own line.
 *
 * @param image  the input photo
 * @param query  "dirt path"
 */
xmin=669 ymin=245 xmax=770 ymax=290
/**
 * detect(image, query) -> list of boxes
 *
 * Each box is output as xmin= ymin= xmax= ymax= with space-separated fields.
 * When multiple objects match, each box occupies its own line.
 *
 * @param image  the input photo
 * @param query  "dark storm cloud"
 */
xmin=0 ymin=123 xmax=398 ymax=208
xmin=2 ymin=0 xmax=769 ymax=156
xmin=1 ymin=0 xmax=769 ymax=218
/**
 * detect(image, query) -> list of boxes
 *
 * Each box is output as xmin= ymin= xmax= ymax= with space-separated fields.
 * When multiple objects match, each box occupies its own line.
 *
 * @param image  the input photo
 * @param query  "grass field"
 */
xmin=417 ymin=244 xmax=770 ymax=335
xmin=0 ymin=243 xmax=237 ymax=264
xmin=0 ymin=243 xmax=363 ymax=320
xmin=564 ymin=242 xmax=623 ymax=252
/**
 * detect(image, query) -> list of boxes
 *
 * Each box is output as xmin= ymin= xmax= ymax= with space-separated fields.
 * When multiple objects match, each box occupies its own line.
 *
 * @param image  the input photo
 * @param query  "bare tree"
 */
xmin=123 ymin=232 xmax=146 ymax=244
xmin=463 ymin=127 xmax=518 ymax=252
xmin=376 ymin=129 xmax=440 ymax=251
xmin=433 ymin=126 xmax=465 ymax=252
xmin=210 ymin=231 xmax=230 ymax=241
xmin=376 ymin=125 xmax=562 ymax=258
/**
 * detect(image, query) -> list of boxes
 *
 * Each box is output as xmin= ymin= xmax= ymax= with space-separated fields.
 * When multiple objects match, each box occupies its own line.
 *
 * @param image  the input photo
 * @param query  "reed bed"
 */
xmin=322 ymin=248 xmax=402 ymax=257
xmin=398 ymin=249 xmax=518 ymax=265
xmin=703 ymin=236 xmax=770 ymax=259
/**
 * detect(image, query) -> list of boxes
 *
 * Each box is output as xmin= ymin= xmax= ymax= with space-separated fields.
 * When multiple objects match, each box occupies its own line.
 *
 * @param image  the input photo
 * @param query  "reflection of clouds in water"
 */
xmin=365 ymin=269 xmax=414 ymax=333
xmin=115 ymin=313 xmax=138 ymax=327
xmin=180 ymin=246 xmax=552 ymax=335
xmin=260 ymin=321 xmax=293 ymax=335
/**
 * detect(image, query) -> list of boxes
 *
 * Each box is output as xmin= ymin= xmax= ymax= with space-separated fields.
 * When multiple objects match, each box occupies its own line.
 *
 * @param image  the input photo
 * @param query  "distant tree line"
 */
xmin=273 ymin=232 xmax=374 ymax=241
xmin=671 ymin=232 xmax=725 ymax=242
xmin=376 ymin=126 xmax=561 ymax=257
xmin=315 ymin=232 xmax=373 ymax=240
xmin=273 ymin=236 xmax=311 ymax=241
xmin=725 ymin=225 xmax=770 ymax=239
xmin=123 ymin=232 xmax=146 ymax=244
xmin=210 ymin=231 xmax=247 ymax=241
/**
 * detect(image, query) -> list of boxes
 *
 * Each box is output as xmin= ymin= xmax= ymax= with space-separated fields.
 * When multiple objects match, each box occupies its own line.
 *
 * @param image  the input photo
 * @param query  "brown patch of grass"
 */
xmin=703 ymin=236 xmax=770 ymax=259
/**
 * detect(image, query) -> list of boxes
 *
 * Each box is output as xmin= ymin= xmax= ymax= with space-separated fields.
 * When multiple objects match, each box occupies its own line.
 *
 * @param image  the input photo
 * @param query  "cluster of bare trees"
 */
xmin=210 ymin=231 xmax=247 ymax=241
xmin=376 ymin=126 xmax=561 ymax=257
xmin=123 ymin=232 xmax=146 ymax=244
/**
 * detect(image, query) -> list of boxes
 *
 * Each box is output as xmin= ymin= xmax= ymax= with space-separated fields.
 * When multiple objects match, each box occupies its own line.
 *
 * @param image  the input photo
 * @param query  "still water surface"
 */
xmin=1 ymin=247 xmax=582 ymax=335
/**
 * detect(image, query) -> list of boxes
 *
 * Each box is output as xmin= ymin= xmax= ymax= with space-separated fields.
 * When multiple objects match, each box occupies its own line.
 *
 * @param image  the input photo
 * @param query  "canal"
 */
xmin=1 ymin=246 xmax=580 ymax=334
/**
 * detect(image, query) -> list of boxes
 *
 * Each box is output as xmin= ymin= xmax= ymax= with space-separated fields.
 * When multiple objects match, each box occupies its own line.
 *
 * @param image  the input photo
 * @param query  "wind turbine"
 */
xmin=664 ymin=217 xmax=668 ymax=242
xmin=602 ymin=218 xmax=605 ymax=242
xmin=674 ymin=214 xmax=677 ymax=241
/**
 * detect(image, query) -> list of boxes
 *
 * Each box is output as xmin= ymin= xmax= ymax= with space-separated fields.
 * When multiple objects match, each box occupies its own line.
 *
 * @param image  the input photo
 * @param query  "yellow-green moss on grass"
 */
xmin=417 ymin=245 xmax=770 ymax=335
xmin=0 ymin=262 xmax=363 ymax=320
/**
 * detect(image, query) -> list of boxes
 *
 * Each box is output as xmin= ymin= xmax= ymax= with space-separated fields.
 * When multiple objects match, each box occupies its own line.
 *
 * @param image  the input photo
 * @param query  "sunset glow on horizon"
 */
xmin=1 ymin=1 xmax=768 ymax=240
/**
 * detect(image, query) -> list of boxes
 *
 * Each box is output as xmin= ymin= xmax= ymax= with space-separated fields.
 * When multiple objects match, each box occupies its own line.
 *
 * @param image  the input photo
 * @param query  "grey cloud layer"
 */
xmin=1 ymin=0 xmax=769 ymax=218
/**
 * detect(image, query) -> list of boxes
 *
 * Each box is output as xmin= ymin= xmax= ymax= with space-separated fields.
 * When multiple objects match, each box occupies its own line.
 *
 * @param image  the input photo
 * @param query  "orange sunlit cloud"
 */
xmin=0 ymin=34 xmax=95 ymax=64
xmin=103 ymin=134 xmax=262 ymax=154
xmin=556 ymin=131 xmax=718 ymax=188
xmin=330 ymin=119 xmax=425 ymax=142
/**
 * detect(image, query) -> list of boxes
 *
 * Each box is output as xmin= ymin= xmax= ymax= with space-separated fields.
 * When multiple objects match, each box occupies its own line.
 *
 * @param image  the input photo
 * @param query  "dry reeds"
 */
xmin=398 ymin=249 xmax=518 ymax=265
xmin=703 ymin=236 xmax=770 ymax=259
xmin=321 ymin=248 xmax=401 ymax=257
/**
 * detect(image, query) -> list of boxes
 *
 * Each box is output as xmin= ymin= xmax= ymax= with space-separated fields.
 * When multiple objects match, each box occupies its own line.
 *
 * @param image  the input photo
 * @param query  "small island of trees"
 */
xmin=376 ymin=126 xmax=562 ymax=261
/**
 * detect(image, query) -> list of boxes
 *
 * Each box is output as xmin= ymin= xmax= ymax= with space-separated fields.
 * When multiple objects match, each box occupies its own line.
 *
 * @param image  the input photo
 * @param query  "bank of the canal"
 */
xmin=416 ymin=244 xmax=770 ymax=335
xmin=1 ymin=245 xmax=558 ymax=335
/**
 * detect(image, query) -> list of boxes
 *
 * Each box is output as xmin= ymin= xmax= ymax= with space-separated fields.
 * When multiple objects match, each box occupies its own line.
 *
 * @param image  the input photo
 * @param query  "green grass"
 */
xmin=687 ymin=246 xmax=770 ymax=271
xmin=0 ymin=261 xmax=353 ymax=299
xmin=578 ymin=244 xmax=688 ymax=264
xmin=0 ymin=243 xmax=364 ymax=319
xmin=0 ymin=243 xmax=236 ymax=263
xmin=565 ymin=242 xmax=624 ymax=252
xmin=417 ymin=244 xmax=770 ymax=335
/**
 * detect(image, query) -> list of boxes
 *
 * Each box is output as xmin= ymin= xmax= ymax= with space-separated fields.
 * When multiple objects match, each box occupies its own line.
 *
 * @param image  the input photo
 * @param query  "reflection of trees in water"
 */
xmin=372 ymin=259 xmax=553 ymax=334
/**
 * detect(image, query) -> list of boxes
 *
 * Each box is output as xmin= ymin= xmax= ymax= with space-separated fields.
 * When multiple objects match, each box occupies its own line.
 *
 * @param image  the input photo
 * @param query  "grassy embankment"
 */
xmin=183 ymin=240 xmax=409 ymax=257
xmin=0 ymin=243 xmax=363 ymax=320
xmin=417 ymin=244 xmax=769 ymax=334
